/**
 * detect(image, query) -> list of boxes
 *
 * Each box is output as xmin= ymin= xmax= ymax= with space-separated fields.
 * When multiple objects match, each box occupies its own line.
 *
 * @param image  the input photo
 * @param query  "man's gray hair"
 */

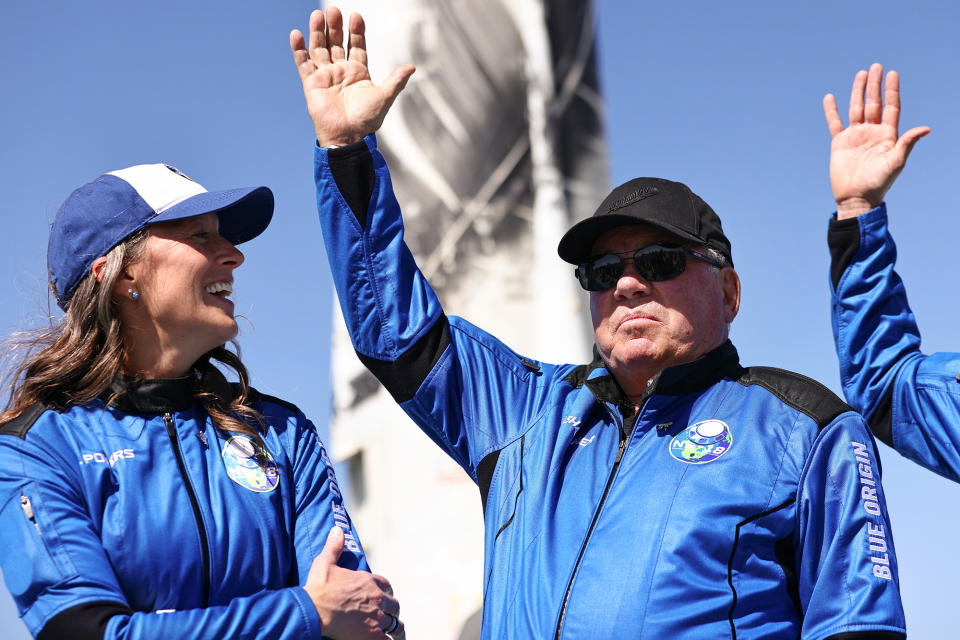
xmin=704 ymin=246 xmax=730 ymax=269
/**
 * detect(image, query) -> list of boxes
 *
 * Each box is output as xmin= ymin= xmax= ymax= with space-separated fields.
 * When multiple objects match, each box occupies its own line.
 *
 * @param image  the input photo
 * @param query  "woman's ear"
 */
xmin=90 ymin=257 xmax=108 ymax=283
xmin=93 ymin=257 xmax=137 ymax=299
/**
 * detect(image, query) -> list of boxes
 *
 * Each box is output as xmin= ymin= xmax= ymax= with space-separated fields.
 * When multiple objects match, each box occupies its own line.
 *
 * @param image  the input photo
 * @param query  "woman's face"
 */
xmin=119 ymin=212 xmax=245 ymax=374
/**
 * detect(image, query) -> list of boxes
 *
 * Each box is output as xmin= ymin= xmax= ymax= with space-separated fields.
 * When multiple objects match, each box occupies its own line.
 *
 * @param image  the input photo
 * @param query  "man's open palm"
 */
xmin=291 ymin=7 xmax=414 ymax=147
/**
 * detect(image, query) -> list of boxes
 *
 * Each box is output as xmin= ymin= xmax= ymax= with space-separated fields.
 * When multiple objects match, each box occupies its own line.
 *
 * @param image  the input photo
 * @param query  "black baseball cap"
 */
xmin=557 ymin=177 xmax=733 ymax=267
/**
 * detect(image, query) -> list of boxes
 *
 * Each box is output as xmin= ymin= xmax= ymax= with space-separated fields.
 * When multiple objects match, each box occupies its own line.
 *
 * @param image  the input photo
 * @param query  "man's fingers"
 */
xmin=317 ymin=526 xmax=345 ymax=566
xmin=290 ymin=30 xmax=314 ymax=81
xmin=896 ymin=125 xmax=931 ymax=161
xmin=848 ymin=69 xmax=867 ymax=125
xmin=327 ymin=6 xmax=346 ymax=62
xmin=347 ymin=12 xmax=368 ymax=67
xmin=378 ymin=592 xmax=400 ymax=617
xmin=381 ymin=65 xmax=416 ymax=104
xmin=371 ymin=573 xmax=394 ymax=596
xmin=379 ymin=611 xmax=404 ymax=638
xmin=306 ymin=527 xmax=345 ymax=583
xmin=881 ymin=69 xmax=901 ymax=130
xmin=823 ymin=93 xmax=844 ymax=137
xmin=385 ymin=618 xmax=406 ymax=640
xmin=308 ymin=9 xmax=330 ymax=67
xmin=864 ymin=62 xmax=884 ymax=123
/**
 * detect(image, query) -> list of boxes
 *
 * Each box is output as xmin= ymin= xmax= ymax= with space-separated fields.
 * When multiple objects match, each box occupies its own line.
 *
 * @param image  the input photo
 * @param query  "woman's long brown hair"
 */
xmin=1 ymin=229 xmax=264 ymax=439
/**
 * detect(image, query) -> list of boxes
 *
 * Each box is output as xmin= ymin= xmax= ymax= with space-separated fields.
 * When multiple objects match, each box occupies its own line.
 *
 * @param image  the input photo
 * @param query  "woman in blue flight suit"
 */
xmin=0 ymin=161 xmax=403 ymax=639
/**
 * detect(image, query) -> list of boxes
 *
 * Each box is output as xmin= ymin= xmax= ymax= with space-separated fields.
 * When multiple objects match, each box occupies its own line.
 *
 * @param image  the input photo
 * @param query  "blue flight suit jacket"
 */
xmin=316 ymin=135 xmax=906 ymax=639
xmin=0 ymin=378 xmax=366 ymax=639
xmin=830 ymin=203 xmax=960 ymax=482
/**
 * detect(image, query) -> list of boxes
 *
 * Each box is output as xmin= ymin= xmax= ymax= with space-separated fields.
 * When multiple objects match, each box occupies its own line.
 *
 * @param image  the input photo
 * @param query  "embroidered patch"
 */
xmin=222 ymin=435 xmax=279 ymax=493
xmin=669 ymin=419 xmax=733 ymax=464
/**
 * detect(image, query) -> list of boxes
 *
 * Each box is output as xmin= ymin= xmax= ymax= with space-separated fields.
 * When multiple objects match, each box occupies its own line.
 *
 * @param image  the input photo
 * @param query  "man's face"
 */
xmin=589 ymin=224 xmax=739 ymax=390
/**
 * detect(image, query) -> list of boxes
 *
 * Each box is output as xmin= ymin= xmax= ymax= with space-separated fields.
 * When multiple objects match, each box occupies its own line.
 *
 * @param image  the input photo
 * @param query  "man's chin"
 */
xmin=616 ymin=339 xmax=662 ymax=362
xmin=604 ymin=344 xmax=664 ymax=374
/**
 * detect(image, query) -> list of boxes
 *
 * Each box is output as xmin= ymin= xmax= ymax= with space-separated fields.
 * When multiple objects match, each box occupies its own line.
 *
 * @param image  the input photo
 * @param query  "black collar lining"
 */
xmin=563 ymin=340 xmax=742 ymax=404
xmin=104 ymin=375 xmax=196 ymax=414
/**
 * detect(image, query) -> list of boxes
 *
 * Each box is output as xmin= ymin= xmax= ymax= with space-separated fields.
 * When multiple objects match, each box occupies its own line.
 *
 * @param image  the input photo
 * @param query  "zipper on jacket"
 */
xmin=553 ymin=401 xmax=640 ymax=639
xmin=164 ymin=412 xmax=211 ymax=607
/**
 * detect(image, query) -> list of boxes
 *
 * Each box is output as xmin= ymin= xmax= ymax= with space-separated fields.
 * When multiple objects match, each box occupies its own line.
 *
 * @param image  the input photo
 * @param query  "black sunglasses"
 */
xmin=575 ymin=243 xmax=725 ymax=291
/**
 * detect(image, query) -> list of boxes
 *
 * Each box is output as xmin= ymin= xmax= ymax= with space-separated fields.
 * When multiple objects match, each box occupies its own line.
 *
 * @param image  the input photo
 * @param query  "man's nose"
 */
xmin=613 ymin=264 xmax=650 ymax=298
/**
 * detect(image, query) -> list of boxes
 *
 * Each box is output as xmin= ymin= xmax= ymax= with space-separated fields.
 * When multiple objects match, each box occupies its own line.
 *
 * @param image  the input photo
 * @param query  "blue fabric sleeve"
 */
xmin=795 ymin=414 xmax=905 ymax=639
xmin=314 ymin=136 xmax=550 ymax=477
xmin=289 ymin=413 xmax=368 ymax=578
xmin=104 ymin=588 xmax=322 ymax=639
xmin=830 ymin=205 xmax=917 ymax=422
xmin=830 ymin=204 xmax=960 ymax=481
xmin=0 ymin=437 xmax=326 ymax=639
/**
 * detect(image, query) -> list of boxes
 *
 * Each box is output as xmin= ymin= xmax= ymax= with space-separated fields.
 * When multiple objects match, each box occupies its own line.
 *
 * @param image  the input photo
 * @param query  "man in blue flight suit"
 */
xmin=293 ymin=8 xmax=907 ymax=639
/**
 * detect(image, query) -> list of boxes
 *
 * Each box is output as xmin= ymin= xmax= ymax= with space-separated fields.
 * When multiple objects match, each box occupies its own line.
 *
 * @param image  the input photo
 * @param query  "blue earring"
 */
xmin=128 ymin=289 xmax=140 ymax=300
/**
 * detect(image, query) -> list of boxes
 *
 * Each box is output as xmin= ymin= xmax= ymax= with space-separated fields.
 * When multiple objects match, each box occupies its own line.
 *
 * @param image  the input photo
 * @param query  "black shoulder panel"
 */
xmin=477 ymin=449 xmax=502 ymax=516
xmin=0 ymin=402 xmax=52 ymax=439
xmin=327 ymin=140 xmax=376 ymax=230
xmin=237 ymin=384 xmax=302 ymax=415
xmin=827 ymin=216 xmax=861 ymax=292
xmin=357 ymin=314 xmax=451 ymax=404
xmin=562 ymin=364 xmax=591 ymax=389
xmin=736 ymin=367 xmax=852 ymax=430
xmin=38 ymin=600 xmax=133 ymax=640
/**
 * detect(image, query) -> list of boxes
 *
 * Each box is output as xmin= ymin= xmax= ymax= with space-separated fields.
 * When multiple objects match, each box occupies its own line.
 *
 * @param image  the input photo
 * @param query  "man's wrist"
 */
xmin=835 ymin=196 xmax=879 ymax=220
xmin=314 ymin=131 xmax=366 ymax=149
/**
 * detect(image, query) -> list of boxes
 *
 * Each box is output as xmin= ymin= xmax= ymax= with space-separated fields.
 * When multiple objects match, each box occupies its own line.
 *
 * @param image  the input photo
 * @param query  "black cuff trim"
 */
xmin=356 ymin=315 xmax=451 ymax=404
xmin=823 ymin=633 xmax=904 ymax=640
xmin=38 ymin=600 xmax=132 ymax=640
xmin=828 ymin=216 xmax=862 ymax=291
xmin=327 ymin=139 xmax=375 ymax=229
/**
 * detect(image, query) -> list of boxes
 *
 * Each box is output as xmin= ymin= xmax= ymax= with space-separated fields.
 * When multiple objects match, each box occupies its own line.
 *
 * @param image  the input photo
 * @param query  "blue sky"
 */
xmin=2 ymin=1 xmax=959 ymax=637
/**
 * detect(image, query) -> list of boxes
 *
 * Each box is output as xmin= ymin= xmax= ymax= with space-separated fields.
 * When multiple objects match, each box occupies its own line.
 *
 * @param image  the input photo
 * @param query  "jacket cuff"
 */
xmin=291 ymin=587 xmax=325 ymax=639
xmin=827 ymin=203 xmax=886 ymax=291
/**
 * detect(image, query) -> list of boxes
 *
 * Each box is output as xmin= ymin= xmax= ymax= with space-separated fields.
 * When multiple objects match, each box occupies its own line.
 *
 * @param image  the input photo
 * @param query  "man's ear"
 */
xmin=721 ymin=268 xmax=741 ymax=323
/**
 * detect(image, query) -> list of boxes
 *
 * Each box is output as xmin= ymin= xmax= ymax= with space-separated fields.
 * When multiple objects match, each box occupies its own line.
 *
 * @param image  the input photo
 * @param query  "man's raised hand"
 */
xmin=290 ymin=7 xmax=414 ymax=148
xmin=823 ymin=62 xmax=930 ymax=219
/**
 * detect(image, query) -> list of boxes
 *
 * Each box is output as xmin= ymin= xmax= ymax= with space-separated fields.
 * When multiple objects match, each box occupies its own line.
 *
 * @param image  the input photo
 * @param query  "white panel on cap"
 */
xmin=108 ymin=163 xmax=208 ymax=213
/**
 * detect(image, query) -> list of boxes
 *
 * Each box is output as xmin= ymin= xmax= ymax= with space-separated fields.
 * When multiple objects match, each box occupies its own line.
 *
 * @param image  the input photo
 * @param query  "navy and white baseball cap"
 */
xmin=48 ymin=163 xmax=274 ymax=308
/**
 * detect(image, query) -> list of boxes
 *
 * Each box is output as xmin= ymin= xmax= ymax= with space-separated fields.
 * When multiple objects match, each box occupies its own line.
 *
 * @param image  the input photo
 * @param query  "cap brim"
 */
xmin=557 ymin=214 xmax=703 ymax=264
xmin=151 ymin=186 xmax=274 ymax=244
